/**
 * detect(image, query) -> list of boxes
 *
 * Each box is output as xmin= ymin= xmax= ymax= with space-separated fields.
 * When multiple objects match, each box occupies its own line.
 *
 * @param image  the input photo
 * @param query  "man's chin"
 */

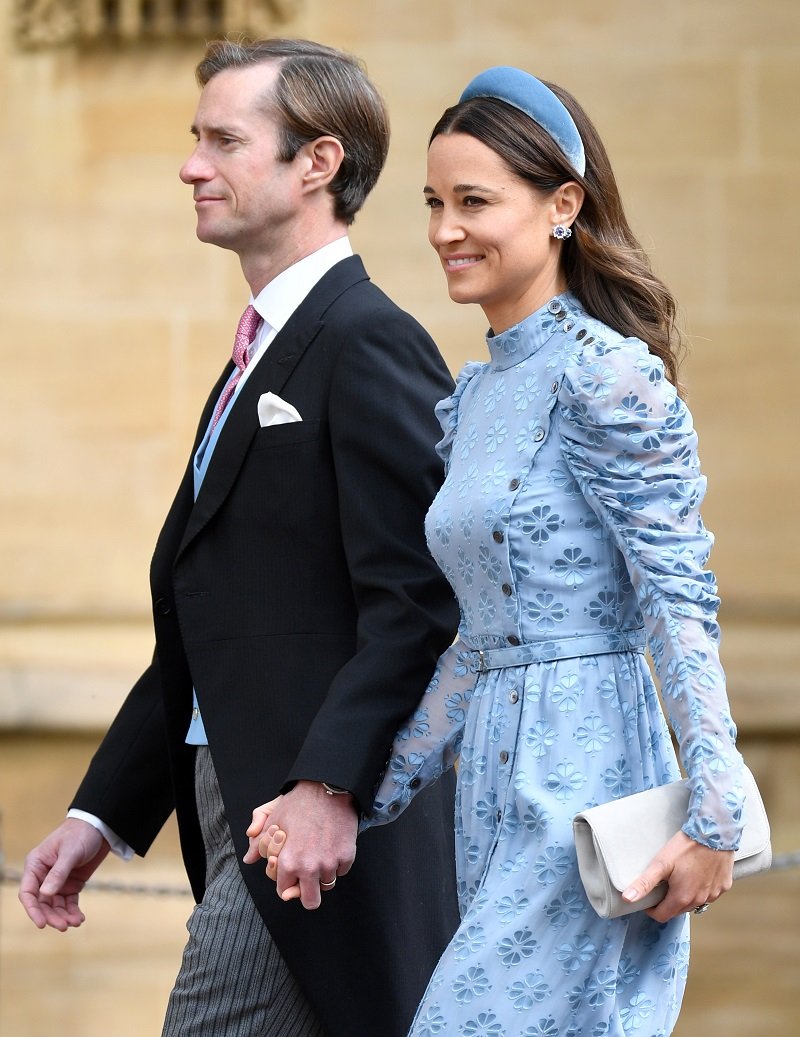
xmin=195 ymin=224 xmax=234 ymax=251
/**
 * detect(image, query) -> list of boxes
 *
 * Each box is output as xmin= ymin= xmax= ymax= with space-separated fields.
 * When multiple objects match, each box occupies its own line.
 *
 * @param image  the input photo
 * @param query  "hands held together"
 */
xmin=247 ymin=784 xmax=734 ymax=921
xmin=244 ymin=780 xmax=358 ymax=910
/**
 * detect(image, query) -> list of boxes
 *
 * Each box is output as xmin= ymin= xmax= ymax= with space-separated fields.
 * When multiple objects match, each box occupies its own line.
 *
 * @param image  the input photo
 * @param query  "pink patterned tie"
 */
xmin=211 ymin=304 xmax=263 ymax=430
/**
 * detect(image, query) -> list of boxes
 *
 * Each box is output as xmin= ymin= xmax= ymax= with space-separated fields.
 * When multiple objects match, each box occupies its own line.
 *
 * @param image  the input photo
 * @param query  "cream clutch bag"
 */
xmin=573 ymin=764 xmax=772 ymax=919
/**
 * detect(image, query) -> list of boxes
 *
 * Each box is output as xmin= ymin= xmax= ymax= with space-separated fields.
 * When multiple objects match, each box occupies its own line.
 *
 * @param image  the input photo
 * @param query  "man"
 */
xmin=19 ymin=38 xmax=460 ymax=1037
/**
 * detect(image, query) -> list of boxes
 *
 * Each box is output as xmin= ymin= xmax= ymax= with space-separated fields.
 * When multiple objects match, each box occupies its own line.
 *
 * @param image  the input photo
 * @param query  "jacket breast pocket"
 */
xmin=250 ymin=418 xmax=322 ymax=450
xmin=240 ymin=418 xmax=331 ymax=534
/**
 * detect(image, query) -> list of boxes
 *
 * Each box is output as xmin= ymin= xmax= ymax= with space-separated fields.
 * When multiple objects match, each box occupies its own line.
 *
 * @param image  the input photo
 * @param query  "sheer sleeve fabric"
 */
xmin=362 ymin=362 xmax=486 ymax=829
xmin=361 ymin=639 xmax=479 ymax=829
xmin=558 ymin=337 xmax=744 ymax=851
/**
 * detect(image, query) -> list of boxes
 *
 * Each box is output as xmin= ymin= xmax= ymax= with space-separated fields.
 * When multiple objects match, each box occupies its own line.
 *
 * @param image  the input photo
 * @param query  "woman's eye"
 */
xmin=463 ymin=196 xmax=486 ymax=207
xmin=424 ymin=197 xmax=443 ymax=209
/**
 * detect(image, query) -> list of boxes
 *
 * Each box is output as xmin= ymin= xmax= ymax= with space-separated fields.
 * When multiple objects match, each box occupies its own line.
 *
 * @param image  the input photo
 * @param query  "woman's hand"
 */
xmin=261 ymin=827 xmax=289 ymax=882
xmin=243 ymin=796 xmax=298 ymax=899
xmin=242 ymin=796 xmax=283 ymax=865
xmin=622 ymin=830 xmax=735 ymax=922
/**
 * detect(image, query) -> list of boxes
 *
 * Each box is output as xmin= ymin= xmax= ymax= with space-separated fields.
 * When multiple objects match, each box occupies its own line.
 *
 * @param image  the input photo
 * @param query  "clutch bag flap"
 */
xmin=573 ymin=764 xmax=771 ymax=919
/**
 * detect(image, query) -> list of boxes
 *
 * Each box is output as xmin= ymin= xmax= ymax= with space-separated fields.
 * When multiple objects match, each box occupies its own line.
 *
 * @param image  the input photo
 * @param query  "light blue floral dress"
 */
xmin=363 ymin=293 xmax=744 ymax=1037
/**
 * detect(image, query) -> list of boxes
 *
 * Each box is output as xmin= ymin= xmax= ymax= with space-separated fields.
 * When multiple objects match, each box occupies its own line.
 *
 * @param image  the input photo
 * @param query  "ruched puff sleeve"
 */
xmin=434 ymin=361 xmax=484 ymax=474
xmin=361 ymin=639 xmax=480 ymax=829
xmin=558 ymin=337 xmax=744 ymax=851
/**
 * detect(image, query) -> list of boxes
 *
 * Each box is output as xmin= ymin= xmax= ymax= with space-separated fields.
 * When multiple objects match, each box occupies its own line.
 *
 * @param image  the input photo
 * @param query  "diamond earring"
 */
xmin=552 ymin=224 xmax=572 ymax=240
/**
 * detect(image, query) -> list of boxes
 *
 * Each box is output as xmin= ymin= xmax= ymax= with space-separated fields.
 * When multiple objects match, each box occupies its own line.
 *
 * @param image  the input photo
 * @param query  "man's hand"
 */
xmin=19 ymin=818 xmax=111 ymax=931
xmin=622 ymin=831 xmax=735 ymax=922
xmin=246 ymin=781 xmax=357 ymax=910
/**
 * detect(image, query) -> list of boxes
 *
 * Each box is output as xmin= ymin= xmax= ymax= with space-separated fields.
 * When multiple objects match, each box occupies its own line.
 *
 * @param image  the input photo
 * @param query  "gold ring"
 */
xmin=319 ymin=877 xmax=337 ymax=890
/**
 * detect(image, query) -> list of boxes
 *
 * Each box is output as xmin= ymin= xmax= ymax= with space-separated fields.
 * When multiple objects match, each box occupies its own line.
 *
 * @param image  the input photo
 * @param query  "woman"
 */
xmin=254 ymin=67 xmax=744 ymax=1036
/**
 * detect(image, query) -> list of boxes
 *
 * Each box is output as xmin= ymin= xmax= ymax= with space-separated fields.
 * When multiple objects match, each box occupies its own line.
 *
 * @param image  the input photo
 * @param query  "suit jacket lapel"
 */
xmin=175 ymin=255 xmax=369 ymax=562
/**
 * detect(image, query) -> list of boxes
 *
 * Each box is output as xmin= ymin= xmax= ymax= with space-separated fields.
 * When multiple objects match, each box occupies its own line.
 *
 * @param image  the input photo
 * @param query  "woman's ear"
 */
xmin=300 ymin=136 xmax=345 ymax=193
xmin=552 ymin=181 xmax=584 ymax=231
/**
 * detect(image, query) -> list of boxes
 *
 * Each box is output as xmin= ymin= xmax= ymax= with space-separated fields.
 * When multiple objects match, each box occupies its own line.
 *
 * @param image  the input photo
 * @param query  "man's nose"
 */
xmin=179 ymin=147 xmax=211 ymax=184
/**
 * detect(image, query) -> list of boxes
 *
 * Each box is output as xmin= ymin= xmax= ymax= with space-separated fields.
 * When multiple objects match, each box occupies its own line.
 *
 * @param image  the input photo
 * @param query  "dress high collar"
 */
xmin=486 ymin=292 xmax=582 ymax=371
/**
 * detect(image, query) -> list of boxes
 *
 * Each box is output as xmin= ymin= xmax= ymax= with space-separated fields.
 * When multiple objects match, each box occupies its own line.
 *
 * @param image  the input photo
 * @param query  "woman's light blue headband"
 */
xmin=459 ymin=66 xmax=586 ymax=177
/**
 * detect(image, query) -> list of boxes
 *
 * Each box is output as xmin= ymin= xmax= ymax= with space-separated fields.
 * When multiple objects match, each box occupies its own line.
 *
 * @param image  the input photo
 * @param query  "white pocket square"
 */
xmin=258 ymin=391 xmax=303 ymax=427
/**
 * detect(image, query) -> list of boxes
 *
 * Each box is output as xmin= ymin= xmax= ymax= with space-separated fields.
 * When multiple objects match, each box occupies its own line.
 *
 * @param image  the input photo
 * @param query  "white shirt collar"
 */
xmin=251 ymin=237 xmax=353 ymax=333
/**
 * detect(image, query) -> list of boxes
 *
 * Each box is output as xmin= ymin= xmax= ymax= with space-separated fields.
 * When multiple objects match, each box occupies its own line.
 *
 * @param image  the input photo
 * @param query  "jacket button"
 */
xmin=155 ymin=597 xmax=171 ymax=615
xmin=493 ymin=530 xmax=504 ymax=544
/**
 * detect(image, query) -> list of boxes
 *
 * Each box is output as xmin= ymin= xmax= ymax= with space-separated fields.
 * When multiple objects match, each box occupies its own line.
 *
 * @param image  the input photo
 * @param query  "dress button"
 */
xmin=496 ymin=809 xmax=503 ymax=823
xmin=550 ymin=381 xmax=559 ymax=394
xmin=576 ymin=329 xmax=586 ymax=340
xmin=547 ymin=299 xmax=562 ymax=314
xmin=501 ymin=583 xmax=512 ymax=597
xmin=507 ymin=634 xmax=520 ymax=646
xmin=533 ymin=428 xmax=545 ymax=442
xmin=409 ymin=777 xmax=421 ymax=790
xmin=389 ymin=803 xmax=400 ymax=814
xmin=509 ymin=478 xmax=520 ymax=491
xmin=509 ymin=690 xmax=519 ymax=704
xmin=499 ymin=750 xmax=509 ymax=764
xmin=562 ymin=319 xmax=575 ymax=332
xmin=492 ymin=530 xmax=504 ymax=544
xmin=192 ymin=707 xmax=200 ymax=720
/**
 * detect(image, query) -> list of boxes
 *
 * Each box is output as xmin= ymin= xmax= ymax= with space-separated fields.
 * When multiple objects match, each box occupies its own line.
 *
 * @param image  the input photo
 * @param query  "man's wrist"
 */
xmin=321 ymin=782 xmax=351 ymax=797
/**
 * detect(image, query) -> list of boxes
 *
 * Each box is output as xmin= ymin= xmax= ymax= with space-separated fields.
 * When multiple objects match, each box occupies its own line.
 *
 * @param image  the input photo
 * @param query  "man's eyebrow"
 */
xmin=189 ymin=123 xmax=243 ymax=138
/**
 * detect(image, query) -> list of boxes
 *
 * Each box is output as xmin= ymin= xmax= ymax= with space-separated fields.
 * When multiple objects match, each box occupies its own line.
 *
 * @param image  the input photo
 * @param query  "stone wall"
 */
xmin=1 ymin=0 xmax=798 ymax=730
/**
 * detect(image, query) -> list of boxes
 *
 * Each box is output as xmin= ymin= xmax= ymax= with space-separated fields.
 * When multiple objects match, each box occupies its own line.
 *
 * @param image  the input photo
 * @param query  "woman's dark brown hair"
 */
xmin=430 ymin=87 xmax=684 ymax=387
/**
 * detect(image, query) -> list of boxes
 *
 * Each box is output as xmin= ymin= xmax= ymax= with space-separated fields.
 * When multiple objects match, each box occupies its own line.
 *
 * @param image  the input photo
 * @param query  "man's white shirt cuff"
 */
xmin=67 ymin=809 xmax=135 ymax=861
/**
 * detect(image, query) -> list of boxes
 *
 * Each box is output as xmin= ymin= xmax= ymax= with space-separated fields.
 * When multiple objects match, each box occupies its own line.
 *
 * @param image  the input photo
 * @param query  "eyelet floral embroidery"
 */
xmin=364 ymin=293 xmax=742 ymax=1036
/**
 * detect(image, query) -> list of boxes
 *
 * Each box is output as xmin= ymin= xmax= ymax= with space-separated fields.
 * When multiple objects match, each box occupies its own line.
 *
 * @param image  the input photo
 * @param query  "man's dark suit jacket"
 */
xmin=72 ymin=256 xmax=461 ymax=1036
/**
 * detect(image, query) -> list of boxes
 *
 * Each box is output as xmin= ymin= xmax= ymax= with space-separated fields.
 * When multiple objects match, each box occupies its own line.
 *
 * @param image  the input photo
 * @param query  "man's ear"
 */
xmin=299 ymin=136 xmax=345 ymax=194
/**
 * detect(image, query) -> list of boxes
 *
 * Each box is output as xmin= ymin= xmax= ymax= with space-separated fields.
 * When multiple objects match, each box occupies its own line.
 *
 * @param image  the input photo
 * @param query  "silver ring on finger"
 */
xmin=693 ymin=903 xmax=710 ymax=915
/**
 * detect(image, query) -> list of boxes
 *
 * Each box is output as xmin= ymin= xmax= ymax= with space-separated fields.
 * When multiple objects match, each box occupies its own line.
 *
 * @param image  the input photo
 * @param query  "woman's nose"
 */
xmin=430 ymin=209 xmax=465 ymax=246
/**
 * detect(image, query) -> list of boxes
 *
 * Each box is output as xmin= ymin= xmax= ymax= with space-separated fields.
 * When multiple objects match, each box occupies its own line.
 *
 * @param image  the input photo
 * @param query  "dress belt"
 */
xmin=473 ymin=628 xmax=647 ymax=672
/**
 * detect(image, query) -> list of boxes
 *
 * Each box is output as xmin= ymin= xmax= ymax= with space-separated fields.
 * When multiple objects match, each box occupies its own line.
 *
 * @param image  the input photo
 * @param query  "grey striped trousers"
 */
xmin=161 ymin=747 xmax=325 ymax=1037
